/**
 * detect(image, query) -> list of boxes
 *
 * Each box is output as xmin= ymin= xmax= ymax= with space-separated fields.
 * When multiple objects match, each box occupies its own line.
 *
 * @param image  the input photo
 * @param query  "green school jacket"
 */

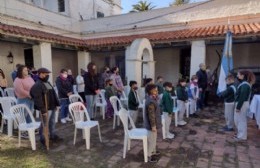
xmin=160 ymin=90 xmax=173 ymax=114
xmin=235 ymin=81 xmax=251 ymax=110
xmin=219 ymin=83 xmax=236 ymax=103
xmin=176 ymin=86 xmax=188 ymax=101
xmin=128 ymin=90 xmax=139 ymax=110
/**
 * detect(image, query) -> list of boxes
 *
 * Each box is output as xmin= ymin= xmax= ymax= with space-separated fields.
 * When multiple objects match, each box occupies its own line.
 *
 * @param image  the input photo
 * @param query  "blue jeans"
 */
xmin=60 ymin=98 xmax=69 ymax=119
xmin=17 ymin=98 xmax=34 ymax=123
xmin=85 ymin=95 xmax=97 ymax=119
xmin=39 ymin=110 xmax=57 ymax=141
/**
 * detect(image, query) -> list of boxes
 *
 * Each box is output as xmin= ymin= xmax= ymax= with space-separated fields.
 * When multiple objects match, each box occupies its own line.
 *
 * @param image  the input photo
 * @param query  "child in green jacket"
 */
xmin=176 ymin=78 xmax=188 ymax=126
xmin=160 ymin=82 xmax=175 ymax=139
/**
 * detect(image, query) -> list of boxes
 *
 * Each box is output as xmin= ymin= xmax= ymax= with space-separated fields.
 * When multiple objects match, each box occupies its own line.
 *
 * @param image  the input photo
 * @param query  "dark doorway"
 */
xmin=24 ymin=48 xmax=34 ymax=68
xmin=180 ymin=48 xmax=191 ymax=80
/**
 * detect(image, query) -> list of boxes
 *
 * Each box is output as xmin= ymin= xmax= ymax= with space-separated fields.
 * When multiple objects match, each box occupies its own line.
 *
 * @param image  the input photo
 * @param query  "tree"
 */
xmin=170 ymin=0 xmax=190 ymax=6
xmin=131 ymin=1 xmax=156 ymax=12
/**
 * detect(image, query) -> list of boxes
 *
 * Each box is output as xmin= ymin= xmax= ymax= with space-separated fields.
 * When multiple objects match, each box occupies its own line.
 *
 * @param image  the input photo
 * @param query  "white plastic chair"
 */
xmin=54 ymin=86 xmax=60 ymax=123
xmin=95 ymin=89 xmax=107 ymax=120
xmin=120 ymin=91 xmax=128 ymax=108
xmin=110 ymin=96 xmax=123 ymax=129
xmin=118 ymin=108 xmax=148 ymax=162
xmin=4 ymin=88 xmax=15 ymax=97
xmin=0 ymin=88 xmax=5 ymax=97
xmin=69 ymin=94 xmax=84 ymax=103
xmin=10 ymin=104 xmax=41 ymax=150
xmin=0 ymin=97 xmax=17 ymax=136
xmin=69 ymin=102 xmax=102 ymax=150
xmin=185 ymin=101 xmax=190 ymax=118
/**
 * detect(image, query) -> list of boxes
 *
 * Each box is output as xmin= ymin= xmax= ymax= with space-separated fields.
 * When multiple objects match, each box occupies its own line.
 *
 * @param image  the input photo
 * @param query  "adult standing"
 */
xmin=76 ymin=69 xmax=86 ymax=103
xmin=11 ymin=64 xmax=21 ymax=81
xmin=13 ymin=65 xmax=35 ymax=123
xmin=56 ymin=69 xmax=73 ymax=124
xmin=110 ymin=67 xmax=124 ymax=97
xmin=205 ymin=66 xmax=214 ymax=106
xmin=100 ymin=66 xmax=111 ymax=89
xmin=0 ymin=69 xmax=8 ymax=96
xmin=84 ymin=62 xmax=100 ymax=120
xmin=156 ymin=76 xmax=164 ymax=95
xmin=196 ymin=63 xmax=208 ymax=110
xmin=30 ymin=68 xmax=62 ymax=147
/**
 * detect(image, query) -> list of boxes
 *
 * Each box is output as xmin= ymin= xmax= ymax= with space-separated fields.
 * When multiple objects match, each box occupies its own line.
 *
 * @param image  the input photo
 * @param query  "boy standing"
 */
xmin=218 ymin=74 xmax=236 ymax=131
xmin=105 ymin=79 xmax=117 ymax=118
xmin=128 ymin=81 xmax=139 ymax=124
xmin=160 ymin=82 xmax=175 ymax=139
xmin=144 ymin=84 xmax=161 ymax=162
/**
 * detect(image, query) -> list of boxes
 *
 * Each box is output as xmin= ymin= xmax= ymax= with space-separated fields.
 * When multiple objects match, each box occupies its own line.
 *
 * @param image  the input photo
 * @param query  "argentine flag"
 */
xmin=217 ymin=31 xmax=233 ymax=94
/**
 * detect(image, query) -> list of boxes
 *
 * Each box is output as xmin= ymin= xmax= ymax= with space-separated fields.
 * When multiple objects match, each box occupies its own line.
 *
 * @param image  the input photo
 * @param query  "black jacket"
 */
xmin=55 ymin=76 xmax=73 ymax=99
xmin=196 ymin=69 xmax=208 ymax=90
xmin=84 ymin=72 xmax=100 ymax=95
xmin=30 ymin=79 xmax=60 ymax=114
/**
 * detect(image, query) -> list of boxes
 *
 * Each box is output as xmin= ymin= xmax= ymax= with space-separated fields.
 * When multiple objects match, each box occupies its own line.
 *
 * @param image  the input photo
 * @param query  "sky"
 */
xmin=121 ymin=0 xmax=205 ymax=13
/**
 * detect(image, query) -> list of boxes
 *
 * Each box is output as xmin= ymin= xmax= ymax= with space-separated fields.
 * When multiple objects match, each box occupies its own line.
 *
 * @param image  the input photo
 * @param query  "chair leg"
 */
xmin=36 ymin=110 xmax=39 ymax=118
xmin=97 ymin=124 xmax=102 ymax=142
xmin=143 ymin=137 xmax=148 ymax=162
xmin=0 ymin=118 xmax=4 ymax=133
xmin=85 ymin=128 xmax=90 ymax=150
xmin=55 ymin=108 xmax=59 ymax=123
xmin=123 ymin=136 xmax=128 ymax=159
xmin=186 ymin=103 xmax=189 ymax=118
xmin=73 ymin=128 xmax=77 ymax=145
xmin=18 ymin=130 xmax=21 ymax=147
xmin=102 ymin=106 xmax=105 ymax=120
xmin=113 ymin=114 xmax=116 ymax=129
xmin=117 ymin=115 xmax=120 ymax=126
xmin=175 ymin=112 xmax=178 ymax=127
xmin=7 ymin=119 xmax=13 ymax=137
xmin=28 ymin=130 xmax=36 ymax=150
xmin=128 ymin=138 xmax=131 ymax=151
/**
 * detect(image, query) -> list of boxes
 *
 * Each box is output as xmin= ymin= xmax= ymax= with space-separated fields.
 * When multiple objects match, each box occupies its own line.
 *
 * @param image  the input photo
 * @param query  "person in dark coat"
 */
xmin=56 ymin=69 xmax=73 ymax=124
xmin=196 ymin=63 xmax=208 ymax=110
xmin=30 ymin=68 xmax=62 ymax=147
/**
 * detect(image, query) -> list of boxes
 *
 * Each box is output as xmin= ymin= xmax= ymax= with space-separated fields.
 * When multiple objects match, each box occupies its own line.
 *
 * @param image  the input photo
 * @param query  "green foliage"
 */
xmin=131 ymin=0 xmax=156 ymax=12
xmin=170 ymin=0 xmax=190 ymax=6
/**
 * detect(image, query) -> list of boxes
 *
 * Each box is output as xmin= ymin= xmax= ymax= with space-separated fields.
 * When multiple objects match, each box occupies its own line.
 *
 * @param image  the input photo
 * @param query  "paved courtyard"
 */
xmin=0 ymin=102 xmax=260 ymax=168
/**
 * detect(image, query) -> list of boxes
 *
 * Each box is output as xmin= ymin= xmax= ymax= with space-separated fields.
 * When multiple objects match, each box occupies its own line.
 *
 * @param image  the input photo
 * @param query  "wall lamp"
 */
xmin=7 ymin=52 xmax=14 ymax=63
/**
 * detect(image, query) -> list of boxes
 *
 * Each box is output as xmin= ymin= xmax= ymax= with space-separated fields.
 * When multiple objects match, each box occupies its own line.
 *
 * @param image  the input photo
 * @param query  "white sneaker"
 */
xmin=66 ymin=117 xmax=72 ymax=122
xmin=61 ymin=118 xmax=67 ymax=124
xmin=166 ymin=133 xmax=175 ymax=139
xmin=178 ymin=120 xmax=187 ymax=126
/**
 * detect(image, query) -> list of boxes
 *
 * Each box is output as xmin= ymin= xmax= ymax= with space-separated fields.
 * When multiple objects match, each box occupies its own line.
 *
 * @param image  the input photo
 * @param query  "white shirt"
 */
xmin=76 ymin=75 xmax=85 ymax=93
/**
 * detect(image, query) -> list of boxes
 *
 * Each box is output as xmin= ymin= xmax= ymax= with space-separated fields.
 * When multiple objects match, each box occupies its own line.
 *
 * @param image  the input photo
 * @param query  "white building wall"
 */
xmin=0 ymin=41 xmax=29 ymax=87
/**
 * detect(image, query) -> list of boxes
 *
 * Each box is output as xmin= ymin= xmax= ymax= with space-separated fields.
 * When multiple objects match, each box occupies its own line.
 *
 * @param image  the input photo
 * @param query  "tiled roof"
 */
xmin=86 ymin=22 xmax=260 ymax=47
xmin=0 ymin=23 xmax=85 ymax=46
xmin=0 ymin=22 xmax=260 ymax=48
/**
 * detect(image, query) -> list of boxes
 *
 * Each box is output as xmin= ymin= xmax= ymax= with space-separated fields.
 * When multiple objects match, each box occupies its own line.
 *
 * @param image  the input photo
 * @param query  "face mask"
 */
xmin=237 ymin=77 xmax=243 ymax=82
xmin=42 ymin=75 xmax=49 ymax=82
xmin=106 ymin=70 xmax=110 ymax=73
xmin=133 ymin=87 xmax=138 ymax=90
xmin=193 ymin=79 xmax=198 ymax=83
xmin=109 ymin=84 xmax=113 ymax=86
xmin=62 ymin=74 xmax=68 ymax=78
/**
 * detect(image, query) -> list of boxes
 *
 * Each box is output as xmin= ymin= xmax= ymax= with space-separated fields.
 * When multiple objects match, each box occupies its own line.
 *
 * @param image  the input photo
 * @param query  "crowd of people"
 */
xmin=0 ymin=61 xmax=256 ymax=163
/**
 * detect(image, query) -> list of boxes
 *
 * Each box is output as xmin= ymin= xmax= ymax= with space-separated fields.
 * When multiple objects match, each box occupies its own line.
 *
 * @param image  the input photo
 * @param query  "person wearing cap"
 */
xmin=30 ymin=68 xmax=62 ymax=147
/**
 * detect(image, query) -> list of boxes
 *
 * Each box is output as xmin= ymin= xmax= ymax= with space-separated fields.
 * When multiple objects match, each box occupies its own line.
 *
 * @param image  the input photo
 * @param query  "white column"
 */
xmin=190 ymin=40 xmax=206 ymax=78
xmin=77 ymin=51 xmax=91 ymax=74
xmin=33 ymin=42 xmax=53 ymax=83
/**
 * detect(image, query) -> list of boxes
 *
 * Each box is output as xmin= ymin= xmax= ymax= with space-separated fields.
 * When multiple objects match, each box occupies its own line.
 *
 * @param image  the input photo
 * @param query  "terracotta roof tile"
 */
xmin=0 ymin=22 xmax=259 ymax=48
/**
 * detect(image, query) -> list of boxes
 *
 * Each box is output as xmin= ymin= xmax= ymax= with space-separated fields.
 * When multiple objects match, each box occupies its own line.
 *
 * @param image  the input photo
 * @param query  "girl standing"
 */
xmin=234 ymin=70 xmax=255 ymax=141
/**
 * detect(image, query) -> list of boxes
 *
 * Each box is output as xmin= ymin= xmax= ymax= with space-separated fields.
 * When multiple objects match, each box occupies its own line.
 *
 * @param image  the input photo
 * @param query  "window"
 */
xmin=58 ymin=0 xmax=65 ymax=12
xmin=97 ymin=11 xmax=105 ymax=18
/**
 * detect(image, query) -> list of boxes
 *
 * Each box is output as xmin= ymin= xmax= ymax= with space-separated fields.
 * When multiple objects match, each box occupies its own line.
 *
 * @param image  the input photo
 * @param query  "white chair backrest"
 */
xmin=96 ymin=89 xmax=107 ymax=105
xmin=109 ymin=96 xmax=123 ymax=114
xmin=121 ymin=91 xmax=127 ymax=99
xmin=4 ymin=88 xmax=15 ymax=97
xmin=0 ymin=97 xmax=17 ymax=116
xmin=0 ymin=88 xmax=5 ymax=97
xmin=138 ymin=87 xmax=145 ymax=102
xmin=118 ymin=108 xmax=130 ymax=133
xmin=69 ymin=102 xmax=90 ymax=123
xmin=10 ymin=104 xmax=35 ymax=126
xmin=69 ymin=94 xmax=83 ymax=103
